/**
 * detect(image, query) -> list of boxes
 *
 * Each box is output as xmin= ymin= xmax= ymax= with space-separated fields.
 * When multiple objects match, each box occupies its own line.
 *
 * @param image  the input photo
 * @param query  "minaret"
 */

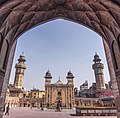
xmin=92 ymin=53 xmax=105 ymax=91
xmin=13 ymin=53 xmax=26 ymax=89
xmin=44 ymin=70 xmax=52 ymax=107
xmin=66 ymin=70 xmax=74 ymax=107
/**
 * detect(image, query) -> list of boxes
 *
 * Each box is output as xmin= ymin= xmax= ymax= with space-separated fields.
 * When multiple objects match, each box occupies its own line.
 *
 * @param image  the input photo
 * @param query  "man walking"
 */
xmin=5 ymin=103 xmax=10 ymax=115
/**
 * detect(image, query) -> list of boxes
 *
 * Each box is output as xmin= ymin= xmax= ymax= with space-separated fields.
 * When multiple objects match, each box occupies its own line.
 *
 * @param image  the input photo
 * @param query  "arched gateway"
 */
xmin=0 ymin=0 xmax=120 ymax=117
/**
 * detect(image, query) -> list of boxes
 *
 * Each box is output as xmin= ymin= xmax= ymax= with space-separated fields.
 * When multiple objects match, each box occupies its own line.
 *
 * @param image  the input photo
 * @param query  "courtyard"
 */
xmin=3 ymin=107 xmax=117 ymax=118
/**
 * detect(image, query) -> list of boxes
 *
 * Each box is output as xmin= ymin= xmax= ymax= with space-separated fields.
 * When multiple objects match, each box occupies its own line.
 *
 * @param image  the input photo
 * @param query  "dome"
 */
xmin=18 ymin=52 xmax=26 ymax=62
xmin=55 ymin=79 xmax=63 ymax=85
xmin=46 ymin=70 xmax=51 ymax=76
xmin=66 ymin=70 xmax=74 ymax=79
xmin=45 ymin=70 xmax=52 ymax=78
xmin=93 ymin=52 xmax=101 ymax=62
xmin=94 ymin=54 xmax=99 ymax=59
xmin=67 ymin=70 xmax=73 ymax=76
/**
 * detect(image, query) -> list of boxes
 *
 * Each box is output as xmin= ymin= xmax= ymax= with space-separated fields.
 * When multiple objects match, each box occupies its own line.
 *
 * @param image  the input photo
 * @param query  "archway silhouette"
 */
xmin=0 ymin=0 xmax=120 ymax=118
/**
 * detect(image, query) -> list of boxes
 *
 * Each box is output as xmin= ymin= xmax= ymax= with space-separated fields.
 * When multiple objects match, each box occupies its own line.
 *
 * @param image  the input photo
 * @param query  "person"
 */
xmin=3 ymin=104 xmax=6 ymax=113
xmin=30 ymin=105 xmax=32 ymax=109
xmin=56 ymin=100 xmax=61 ymax=111
xmin=5 ymin=104 xmax=10 ymax=115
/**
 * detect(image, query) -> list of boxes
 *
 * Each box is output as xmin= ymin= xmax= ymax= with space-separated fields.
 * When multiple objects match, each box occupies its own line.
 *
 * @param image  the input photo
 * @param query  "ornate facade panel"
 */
xmin=45 ymin=77 xmax=74 ymax=108
xmin=62 ymin=89 xmax=66 ymax=105
xmin=52 ymin=89 xmax=57 ymax=106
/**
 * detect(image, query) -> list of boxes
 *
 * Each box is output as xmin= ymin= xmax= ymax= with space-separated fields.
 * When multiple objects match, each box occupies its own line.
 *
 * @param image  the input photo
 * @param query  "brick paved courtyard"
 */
xmin=3 ymin=108 xmax=117 ymax=118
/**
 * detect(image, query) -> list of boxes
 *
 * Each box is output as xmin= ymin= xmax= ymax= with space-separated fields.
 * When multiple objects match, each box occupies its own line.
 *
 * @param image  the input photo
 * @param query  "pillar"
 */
xmin=0 ymin=41 xmax=17 ymax=118
xmin=103 ymin=39 xmax=119 ymax=97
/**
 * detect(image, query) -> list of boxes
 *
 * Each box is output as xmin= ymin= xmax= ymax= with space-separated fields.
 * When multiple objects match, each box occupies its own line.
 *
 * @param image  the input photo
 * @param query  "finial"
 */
xmin=95 ymin=52 xmax=97 ymax=55
xmin=69 ymin=68 xmax=71 ymax=72
xmin=59 ymin=76 xmax=60 ymax=81
xmin=22 ymin=52 xmax=24 ymax=55
xmin=47 ymin=68 xmax=50 ymax=73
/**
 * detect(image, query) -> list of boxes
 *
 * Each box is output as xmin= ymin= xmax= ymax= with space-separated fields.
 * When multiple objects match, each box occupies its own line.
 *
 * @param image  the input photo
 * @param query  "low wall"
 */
xmin=76 ymin=106 xmax=117 ymax=116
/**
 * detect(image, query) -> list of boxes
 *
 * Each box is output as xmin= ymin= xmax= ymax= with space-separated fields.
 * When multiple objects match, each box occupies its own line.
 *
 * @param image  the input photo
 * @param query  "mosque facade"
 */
xmin=44 ymin=70 xmax=75 ymax=108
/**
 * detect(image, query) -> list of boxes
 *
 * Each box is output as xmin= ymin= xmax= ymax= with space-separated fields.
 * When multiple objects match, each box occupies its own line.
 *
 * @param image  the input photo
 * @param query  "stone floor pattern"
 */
xmin=3 ymin=108 xmax=117 ymax=118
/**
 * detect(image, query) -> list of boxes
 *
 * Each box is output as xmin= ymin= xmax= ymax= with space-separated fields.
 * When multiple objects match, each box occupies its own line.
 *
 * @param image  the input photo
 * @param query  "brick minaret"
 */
xmin=13 ymin=53 xmax=26 ymax=89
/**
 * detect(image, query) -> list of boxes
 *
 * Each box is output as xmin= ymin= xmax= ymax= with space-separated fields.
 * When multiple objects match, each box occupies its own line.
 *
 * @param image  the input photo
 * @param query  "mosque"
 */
xmin=5 ymin=53 xmax=115 ymax=108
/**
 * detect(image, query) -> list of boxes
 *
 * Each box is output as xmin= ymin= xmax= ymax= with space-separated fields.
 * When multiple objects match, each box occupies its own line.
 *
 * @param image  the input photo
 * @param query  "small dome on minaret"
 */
xmin=66 ymin=70 xmax=74 ymax=78
xmin=18 ymin=52 xmax=26 ymax=62
xmin=67 ymin=70 xmax=73 ymax=76
xmin=93 ymin=52 xmax=101 ymax=62
xmin=46 ymin=70 xmax=51 ymax=76
xmin=15 ymin=52 xmax=26 ymax=69
xmin=44 ymin=70 xmax=52 ymax=78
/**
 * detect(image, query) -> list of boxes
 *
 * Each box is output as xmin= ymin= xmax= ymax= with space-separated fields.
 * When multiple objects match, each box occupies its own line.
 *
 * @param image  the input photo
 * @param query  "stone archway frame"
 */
xmin=0 ymin=0 xmax=120 ymax=118
xmin=0 ymin=0 xmax=119 ymax=45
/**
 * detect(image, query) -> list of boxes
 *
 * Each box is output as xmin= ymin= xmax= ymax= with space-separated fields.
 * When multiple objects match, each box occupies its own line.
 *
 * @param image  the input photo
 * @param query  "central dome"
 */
xmin=55 ymin=79 xmax=63 ymax=85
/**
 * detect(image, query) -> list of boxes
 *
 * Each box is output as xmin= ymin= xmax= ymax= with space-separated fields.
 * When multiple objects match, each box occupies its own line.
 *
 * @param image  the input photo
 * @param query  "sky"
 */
xmin=9 ymin=19 xmax=110 ymax=90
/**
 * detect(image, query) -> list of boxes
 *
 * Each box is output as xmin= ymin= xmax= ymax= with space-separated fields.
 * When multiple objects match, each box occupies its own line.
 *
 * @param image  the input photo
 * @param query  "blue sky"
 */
xmin=9 ymin=19 xmax=110 ymax=90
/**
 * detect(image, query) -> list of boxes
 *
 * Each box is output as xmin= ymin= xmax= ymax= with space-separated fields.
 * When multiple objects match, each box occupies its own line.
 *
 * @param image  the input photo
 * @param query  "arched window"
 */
xmin=58 ymin=91 xmax=61 ymax=96
xmin=112 ymin=41 xmax=118 ymax=70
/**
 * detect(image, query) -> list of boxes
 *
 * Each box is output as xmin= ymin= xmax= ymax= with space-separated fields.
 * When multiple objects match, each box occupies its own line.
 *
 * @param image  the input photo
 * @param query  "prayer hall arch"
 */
xmin=0 ymin=0 xmax=120 ymax=118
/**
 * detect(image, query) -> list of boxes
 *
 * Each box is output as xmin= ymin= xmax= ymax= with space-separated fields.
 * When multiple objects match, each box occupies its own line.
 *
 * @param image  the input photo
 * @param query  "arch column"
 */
xmin=0 ymin=39 xmax=9 ymax=96
xmin=111 ymin=40 xmax=120 ymax=92
xmin=103 ymin=38 xmax=120 ymax=117
xmin=103 ymin=39 xmax=119 ymax=97
xmin=0 ymin=70 xmax=5 ymax=96
xmin=0 ymin=41 xmax=17 ymax=118
xmin=0 ymin=38 xmax=10 ymax=99
xmin=0 ymin=71 xmax=5 ymax=118
xmin=115 ymin=69 xmax=120 ymax=118
xmin=110 ymin=39 xmax=120 ymax=118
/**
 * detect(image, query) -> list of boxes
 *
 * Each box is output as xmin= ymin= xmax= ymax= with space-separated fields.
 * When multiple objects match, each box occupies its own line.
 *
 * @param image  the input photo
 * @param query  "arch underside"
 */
xmin=0 ymin=0 xmax=120 ymax=6
xmin=0 ymin=0 xmax=119 ymax=46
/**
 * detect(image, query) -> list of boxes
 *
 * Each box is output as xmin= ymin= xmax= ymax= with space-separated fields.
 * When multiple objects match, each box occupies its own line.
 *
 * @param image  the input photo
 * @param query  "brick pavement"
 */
xmin=3 ymin=107 xmax=117 ymax=118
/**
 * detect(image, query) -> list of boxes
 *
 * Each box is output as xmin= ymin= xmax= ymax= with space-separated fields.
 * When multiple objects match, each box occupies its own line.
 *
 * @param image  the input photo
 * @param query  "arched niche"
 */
xmin=0 ymin=39 xmax=9 ymax=70
xmin=118 ymin=34 xmax=120 ymax=50
xmin=111 ymin=40 xmax=120 ymax=70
